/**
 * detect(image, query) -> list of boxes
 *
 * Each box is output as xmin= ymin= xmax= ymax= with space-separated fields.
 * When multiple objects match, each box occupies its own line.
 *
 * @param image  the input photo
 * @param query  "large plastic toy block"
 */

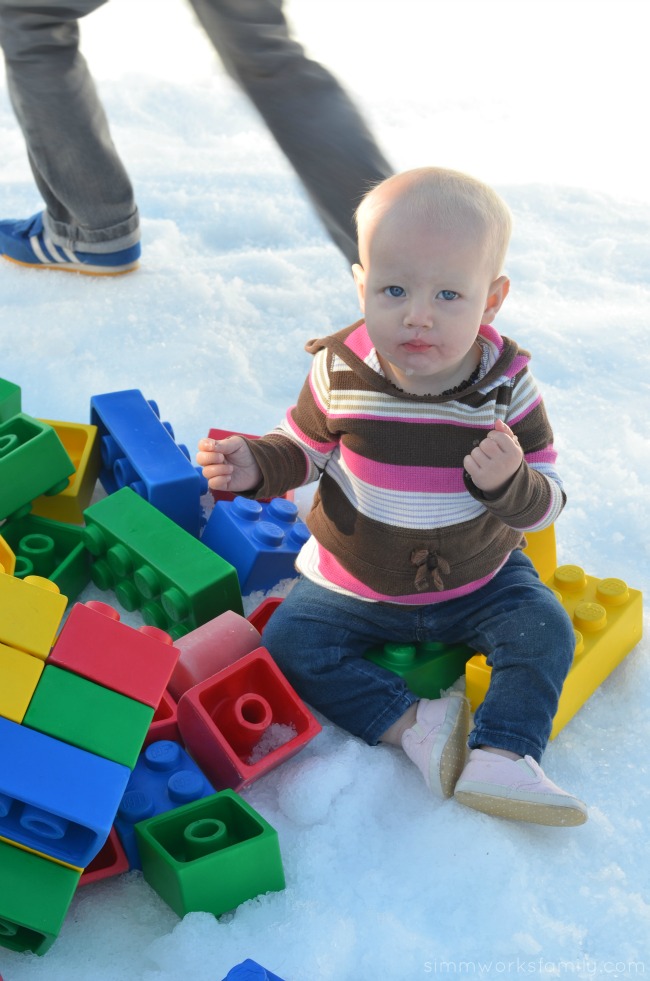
xmin=78 ymin=827 xmax=129 ymax=888
xmin=0 ymin=714 xmax=130 ymax=867
xmin=0 ymin=412 xmax=75 ymax=521
xmin=0 ymin=534 xmax=16 ymax=575
xmin=82 ymin=487 xmax=244 ymax=640
xmin=31 ymin=419 xmax=101 ymax=525
xmin=49 ymin=600 xmax=179 ymax=708
xmin=177 ymin=647 xmax=322 ymax=791
xmin=465 ymin=565 xmax=643 ymax=739
xmin=24 ymin=664 xmax=155 ymax=769
xmin=0 ymin=839 xmax=81 ymax=955
xmin=144 ymin=689 xmax=180 ymax=747
xmin=168 ymin=609 xmax=261 ymax=701
xmin=136 ymin=790 xmax=285 ymax=918
xmin=0 ymin=376 xmax=21 ymax=423
xmin=0 ymin=512 xmax=90 ymax=604
xmin=0 ymin=573 xmax=67 ymax=659
xmin=221 ymin=960 xmax=287 ymax=981
xmin=115 ymin=740 xmax=216 ymax=869
xmin=207 ymin=428 xmax=294 ymax=505
xmin=247 ymin=596 xmax=283 ymax=634
xmin=91 ymin=389 xmax=208 ymax=537
xmin=365 ymin=640 xmax=476 ymax=698
xmin=201 ymin=496 xmax=310 ymax=595
xmin=522 ymin=524 xmax=557 ymax=584
xmin=0 ymin=641 xmax=44 ymax=723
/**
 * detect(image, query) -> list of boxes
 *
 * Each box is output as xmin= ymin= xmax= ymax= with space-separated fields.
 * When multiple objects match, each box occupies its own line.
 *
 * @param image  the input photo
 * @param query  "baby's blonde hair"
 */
xmin=355 ymin=166 xmax=513 ymax=278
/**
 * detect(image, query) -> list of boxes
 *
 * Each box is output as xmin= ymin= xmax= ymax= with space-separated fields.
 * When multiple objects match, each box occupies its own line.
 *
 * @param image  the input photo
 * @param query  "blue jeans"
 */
xmin=0 ymin=0 xmax=391 ymax=261
xmin=263 ymin=551 xmax=575 ymax=762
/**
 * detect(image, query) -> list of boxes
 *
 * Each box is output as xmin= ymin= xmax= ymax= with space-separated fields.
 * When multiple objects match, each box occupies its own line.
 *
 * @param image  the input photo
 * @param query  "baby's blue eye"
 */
xmin=437 ymin=290 xmax=459 ymax=301
xmin=384 ymin=286 xmax=406 ymax=298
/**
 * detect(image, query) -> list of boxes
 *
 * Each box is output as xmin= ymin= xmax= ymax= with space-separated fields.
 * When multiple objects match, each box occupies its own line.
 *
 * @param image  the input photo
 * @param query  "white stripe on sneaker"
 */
xmin=42 ymin=232 xmax=70 ymax=263
xmin=30 ymin=233 xmax=54 ymax=264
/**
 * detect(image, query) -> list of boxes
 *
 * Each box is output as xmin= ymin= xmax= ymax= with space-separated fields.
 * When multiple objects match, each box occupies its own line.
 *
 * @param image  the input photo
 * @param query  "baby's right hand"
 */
xmin=196 ymin=435 xmax=262 ymax=493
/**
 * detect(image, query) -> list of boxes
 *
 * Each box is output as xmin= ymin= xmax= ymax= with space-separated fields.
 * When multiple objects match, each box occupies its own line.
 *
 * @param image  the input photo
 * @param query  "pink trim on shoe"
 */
xmin=454 ymin=749 xmax=588 ymax=826
xmin=401 ymin=694 xmax=470 ymax=799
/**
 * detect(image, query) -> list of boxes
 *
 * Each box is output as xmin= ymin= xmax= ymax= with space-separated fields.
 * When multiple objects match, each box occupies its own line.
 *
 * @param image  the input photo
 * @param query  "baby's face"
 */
xmin=353 ymin=211 xmax=507 ymax=395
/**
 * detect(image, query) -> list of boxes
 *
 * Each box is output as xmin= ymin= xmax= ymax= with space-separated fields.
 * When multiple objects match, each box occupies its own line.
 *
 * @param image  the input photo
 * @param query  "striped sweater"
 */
xmin=245 ymin=320 xmax=565 ymax=604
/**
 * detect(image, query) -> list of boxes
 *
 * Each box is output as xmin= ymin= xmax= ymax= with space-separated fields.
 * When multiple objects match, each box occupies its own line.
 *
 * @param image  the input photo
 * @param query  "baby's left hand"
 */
xmin=464 ymin=418 xmax=524 ymax=494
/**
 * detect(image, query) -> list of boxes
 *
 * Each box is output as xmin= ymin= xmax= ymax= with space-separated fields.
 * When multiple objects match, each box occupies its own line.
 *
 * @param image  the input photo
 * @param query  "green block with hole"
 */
xmin=24 ymin=664 xmax=154 ymax=769
xmin=0 ymin=839 xmax=81 ymax=955
xmin=136 ymin=790 xmax=285 ymax=918
xmin=0 ymin=512 xmax=90 ymax=605
xmin=0 ymin=413 xmax=75 ymax=522
xmin=82 ymin=487 xmax=243 ymax=640
xmin=364 ymin=640 xmax=476 ymax=698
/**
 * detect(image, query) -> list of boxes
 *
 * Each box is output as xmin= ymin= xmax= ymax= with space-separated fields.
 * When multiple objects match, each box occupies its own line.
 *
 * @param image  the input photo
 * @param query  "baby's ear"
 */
xmin=483 ymin=275 xmax=510 ymax=323
xmin=352 ymin=263 xmax=366 ymax=312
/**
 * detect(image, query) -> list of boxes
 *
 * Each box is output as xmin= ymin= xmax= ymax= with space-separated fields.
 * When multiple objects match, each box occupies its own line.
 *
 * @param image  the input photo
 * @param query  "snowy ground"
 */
xmin=0 ymin=1 xmax=649 ymax=979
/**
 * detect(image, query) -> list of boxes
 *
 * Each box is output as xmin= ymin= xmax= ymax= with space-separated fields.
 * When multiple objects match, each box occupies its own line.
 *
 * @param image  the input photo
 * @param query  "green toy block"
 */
xmin=0 ymin=838 xmax=81 ymax=955
xmin=364 ymin=640 xmax=475 ymax=698
xmin=136 ymin=790 xmax=285 ymax=918
xmin=0 ymin=413 xmax=75 ymax=521
xmin=23 ymin=664 xmax=154 ymax=768
xmin=0 ymin=376 xmax=21 ymax=424
xmin=83 ymin=487 xmax=243 ymax=640
xmin=0 ymin=513 xmax=91 ymax=606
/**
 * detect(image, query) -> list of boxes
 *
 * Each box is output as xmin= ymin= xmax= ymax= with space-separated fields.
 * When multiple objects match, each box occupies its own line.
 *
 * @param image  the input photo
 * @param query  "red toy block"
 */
xmin=247 ymin=597 xmax=282 ymax=634
xmin=49 ymin=600 xmax=179 ymax=709
xmin=167 ymin=610 xmax=262 ymax=701
xmin=144 ymin=689 xmax=180 ymax=748
xmin=177 ymin=647 xmax=321 ymax=790
xmin=78 ymin=828 xmax=129 ymax=887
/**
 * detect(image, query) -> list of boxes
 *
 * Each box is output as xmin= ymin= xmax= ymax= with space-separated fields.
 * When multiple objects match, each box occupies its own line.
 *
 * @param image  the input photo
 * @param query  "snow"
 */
xmin=1 ymin=1 xmax=649 ymax=978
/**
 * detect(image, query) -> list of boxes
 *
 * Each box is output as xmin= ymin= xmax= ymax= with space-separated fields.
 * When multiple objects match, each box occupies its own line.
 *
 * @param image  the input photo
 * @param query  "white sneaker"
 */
xmin=401 ymin=694 xmax=469 ymax=798
xmin=454 ymin=749 xmax=588 ymax=826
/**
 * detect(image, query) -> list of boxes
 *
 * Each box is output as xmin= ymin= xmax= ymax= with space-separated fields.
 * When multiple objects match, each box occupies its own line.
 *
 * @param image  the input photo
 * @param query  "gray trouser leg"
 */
xmin=187 ymin=0 xmax=393 ymax=264
xmin=0 ymin=0 xmax=139 ymax=250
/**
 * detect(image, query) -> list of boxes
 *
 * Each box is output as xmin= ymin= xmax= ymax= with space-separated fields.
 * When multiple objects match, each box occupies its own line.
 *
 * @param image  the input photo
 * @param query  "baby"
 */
xmin=197 ymin=167 xmax=587 ymax=827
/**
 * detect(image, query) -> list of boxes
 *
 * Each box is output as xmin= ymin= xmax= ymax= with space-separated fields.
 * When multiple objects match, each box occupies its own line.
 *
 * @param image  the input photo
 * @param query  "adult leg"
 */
xmin=187 ymin=0 xmax=393 ymax=264
xmin=0 ymin=0 xmax=138 ymax=251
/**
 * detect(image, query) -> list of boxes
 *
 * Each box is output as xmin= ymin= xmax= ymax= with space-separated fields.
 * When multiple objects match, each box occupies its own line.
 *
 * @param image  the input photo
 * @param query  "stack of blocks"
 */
xmin=0 ymin=581 xmax=180 ymax=953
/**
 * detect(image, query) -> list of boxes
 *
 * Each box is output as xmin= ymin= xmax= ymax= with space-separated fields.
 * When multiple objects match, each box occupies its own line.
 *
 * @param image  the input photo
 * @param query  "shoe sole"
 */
xmin=2 ymin=254 xmax=140 ymax=276
xmin=454 ymin=788 xmax=588 ymax=826
xmin=431 ymin=696 xmax=470 ymax=799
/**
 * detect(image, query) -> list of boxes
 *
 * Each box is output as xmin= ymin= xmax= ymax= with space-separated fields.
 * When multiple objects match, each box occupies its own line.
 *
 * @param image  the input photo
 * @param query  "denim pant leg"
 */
xmin=187 ymin=0 xmax=393 ymax=265
xmin=428 ymin=551 xmax=575 ymax=763
xmin=262 ymin=577 xmax=419 ymax=745
xmin=0 ymin=0 xmax=139 ymax=250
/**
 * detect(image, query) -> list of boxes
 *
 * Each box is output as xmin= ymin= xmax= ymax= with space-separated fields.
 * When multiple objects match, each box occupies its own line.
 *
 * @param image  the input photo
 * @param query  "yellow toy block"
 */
xmin=0 ymin=642 xmax=44 ymax=722
xmin=0 ymin=534 xmax=16 ymax=575
xmin=522 ymin=525 xmax=557 ymax=584
xmin=0 ymin=574 xmax=67 ymax=660
xmin=32 ymin=420 xmax=101 ymax=525
xmin=465 ymin=565 xmax=643 ymax=739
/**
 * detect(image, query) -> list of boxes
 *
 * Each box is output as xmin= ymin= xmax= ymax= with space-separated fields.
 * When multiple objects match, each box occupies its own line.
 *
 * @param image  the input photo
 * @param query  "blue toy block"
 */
xmin=0 ymin=413 xmax=75 ymax=521
xmin=90 ymin=389 xmax=208 ymax=537
xmin=0 ymin=715 xmax=130 ymax=868
xmin=221 ymin=960 xmax=287 ymax=981
xmin=115 ymin=740 xmax=216 ymax=869
xmin=201 ymin=497 xmax=310 ymax=594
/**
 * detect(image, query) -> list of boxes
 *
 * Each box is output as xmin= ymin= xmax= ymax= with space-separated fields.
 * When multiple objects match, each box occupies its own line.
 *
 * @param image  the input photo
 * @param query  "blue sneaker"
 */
xmin=0 ymin=212 xmax=140 ymax=275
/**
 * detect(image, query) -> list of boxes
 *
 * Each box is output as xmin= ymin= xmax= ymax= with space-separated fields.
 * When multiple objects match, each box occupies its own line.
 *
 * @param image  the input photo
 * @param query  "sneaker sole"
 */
xmin=2 ymin=254 xmax=140 ymax=276
xmin=432 ymin=696 xmax=470 ymax=799
xmin=454 ymin=788 xmax=588 ymax=826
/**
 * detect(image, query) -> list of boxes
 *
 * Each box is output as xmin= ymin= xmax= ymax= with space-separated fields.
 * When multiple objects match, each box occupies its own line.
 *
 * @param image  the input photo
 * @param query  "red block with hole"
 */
xmin=177 ymin=647 xmax=321 ymax=791
xmin=247 ymin=597 xmax=283 ymax=634
xmin=49 ymin=601 xmax=180 ymax=708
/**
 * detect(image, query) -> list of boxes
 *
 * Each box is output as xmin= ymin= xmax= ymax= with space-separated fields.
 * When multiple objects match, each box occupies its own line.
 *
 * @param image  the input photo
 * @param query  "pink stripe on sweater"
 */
xmin=343 ymin=323 xmax=373 ymax=360
xmin=316 ymin=544 xmax=507 ymax=605
xmin=286 ymin=407 xmax=337 ymax=454
xmin=341 ymin=445 xmax=466 ymax=492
